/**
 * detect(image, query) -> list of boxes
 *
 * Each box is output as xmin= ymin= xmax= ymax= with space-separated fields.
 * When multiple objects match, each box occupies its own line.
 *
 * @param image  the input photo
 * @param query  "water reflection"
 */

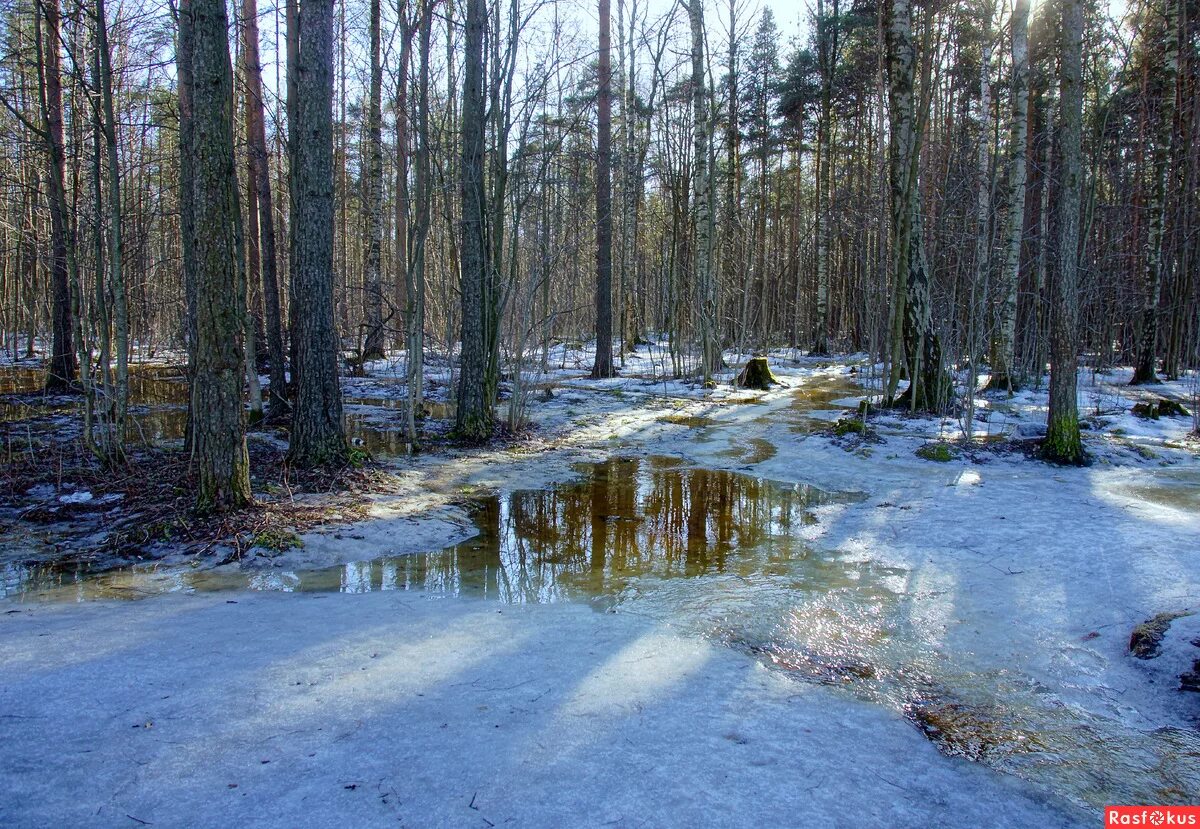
xmin=4 ymin=457 xmax=860 ymax=605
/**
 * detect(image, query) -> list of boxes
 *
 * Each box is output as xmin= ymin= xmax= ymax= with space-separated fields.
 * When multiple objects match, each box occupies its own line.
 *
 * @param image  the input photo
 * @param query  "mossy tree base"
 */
xmin=1040 ymin=414 xmax=1087 ymax=465
xmin=735 ymin=357 xmax=778 ymax=390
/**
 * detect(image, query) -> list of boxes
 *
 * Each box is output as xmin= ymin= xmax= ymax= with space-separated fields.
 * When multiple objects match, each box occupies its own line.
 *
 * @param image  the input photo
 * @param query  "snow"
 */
xmin=3 ymin=344 xmax=1199 ymax=824
xmin=0 ymin=592 xmax=1088 ymax=828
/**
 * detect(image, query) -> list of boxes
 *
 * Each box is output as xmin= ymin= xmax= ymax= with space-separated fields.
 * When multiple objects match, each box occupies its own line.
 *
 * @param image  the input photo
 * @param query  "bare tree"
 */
xmin=988 ymin=0 xmax=1029 ymax=393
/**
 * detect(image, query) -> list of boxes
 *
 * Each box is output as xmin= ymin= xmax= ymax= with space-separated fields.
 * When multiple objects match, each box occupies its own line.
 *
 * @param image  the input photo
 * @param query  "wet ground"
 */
xmin=0 ymin=363 xmax=447 ymax=453
xmin=3 ymin=361 xmax=1199 ymax=814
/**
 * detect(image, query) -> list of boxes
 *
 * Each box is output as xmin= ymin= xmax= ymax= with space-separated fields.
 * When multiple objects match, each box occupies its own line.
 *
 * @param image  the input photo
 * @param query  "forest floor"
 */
xmin=2 ymin=343 xmax=1199 ymax=826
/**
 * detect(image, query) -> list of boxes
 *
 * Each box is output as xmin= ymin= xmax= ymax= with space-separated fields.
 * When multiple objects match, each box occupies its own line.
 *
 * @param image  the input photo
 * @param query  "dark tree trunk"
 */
xmin=591 ymin=0 xmax=615 ymax=378
xmin=1042 ymin=0 xmax=1086 ymax=465
xmin=37 ymin=0 xmax=76 ymax=391
xmin=189 ymin=0 xmax=253 ymax=510
xmin=361 ymin=0 xmax=386 ymax=361
xmin=288 ymin=0 xmax=347 ymax=467
xmin=242 ymin=0 xmax=289 ymax=415
xmin=177 ymin=0 xmax=197 ymax=452
xmin=455 ymin=0 xmax=493 ymax=442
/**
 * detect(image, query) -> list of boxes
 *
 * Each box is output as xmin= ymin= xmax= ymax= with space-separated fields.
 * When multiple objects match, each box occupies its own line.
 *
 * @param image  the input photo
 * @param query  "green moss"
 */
xmin=1132 ymin=399 xmax=1191 ymax=420
xmin=251 ymin=528 xmax=304 ymax=552
xmin=833 ymin=417 xmax=867 ymax=436
xmin=916 ymin=443 xmax=956 ymax=462
xmin=1129 ymin=610 xmax=1194 ymax=659
xmin=1041 ymin=415 xmax=1086 ymax=465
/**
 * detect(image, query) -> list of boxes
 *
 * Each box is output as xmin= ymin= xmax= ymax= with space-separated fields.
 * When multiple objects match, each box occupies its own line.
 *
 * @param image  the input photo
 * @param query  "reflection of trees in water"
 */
xmin=488 ymin=459 xmax=836 ymax=600
xmin=321 ymin=459 xmax=842 ymax=603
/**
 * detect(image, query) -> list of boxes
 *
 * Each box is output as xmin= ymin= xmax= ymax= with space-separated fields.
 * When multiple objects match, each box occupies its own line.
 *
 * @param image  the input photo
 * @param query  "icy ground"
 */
xmin=3 ymin=343 xmax=1199 ymax=826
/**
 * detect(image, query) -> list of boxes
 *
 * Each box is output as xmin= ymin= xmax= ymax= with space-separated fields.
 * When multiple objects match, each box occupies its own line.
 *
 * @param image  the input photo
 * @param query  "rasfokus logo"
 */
xmin=1107 ymin=807 xmax=1200 ymax=826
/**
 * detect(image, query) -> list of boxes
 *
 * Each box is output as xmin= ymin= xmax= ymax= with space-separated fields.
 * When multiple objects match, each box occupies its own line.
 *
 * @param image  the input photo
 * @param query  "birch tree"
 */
xmin=987 ymin=0 xmax=1029 ymax=393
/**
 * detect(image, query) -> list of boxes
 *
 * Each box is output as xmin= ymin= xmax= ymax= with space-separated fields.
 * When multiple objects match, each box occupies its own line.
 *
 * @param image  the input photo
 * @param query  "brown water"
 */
xmin=0 ymin=365 xmax=453 ymax=454
xmin=1116 ymin=469 xmax=1200 ymax=514
xmin=776 ymin=374 xmax=865 ymax=433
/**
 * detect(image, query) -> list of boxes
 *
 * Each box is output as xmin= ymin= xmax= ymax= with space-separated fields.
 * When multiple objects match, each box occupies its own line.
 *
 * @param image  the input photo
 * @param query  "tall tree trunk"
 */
xmin=288 ymin=0 xmax=347 ymax=467
xmin=361 ymin=0 xmax=386 ymax=361
xmin=178 ymin=0 xmax=198 ymax=452
xmin=456 ymin=0 xmax=492 ymax=442
xmin=988 ymin=0 xmax=1029 ymax=392
xmin=592 ymin=0 xmax=616 ymax=378
xmin=884 ymin=0 xmax=917 ymax=403
xmin=885 ymin=0 xmax=944 ymax=411
xmin=394 ymin=9 xmax=413 ymax=352
xmin=1043 ymin=0 xmax=1086 ymax=464
xmin=964 ymin=1 xmax=993 ymax=434
xmin=35 ymin=0 xmax=76 ymax=391
xmin=242 ymin=0 xmax=289 ymax=415
xmin=95 ymin=0 xmax=128 ymax=462
xmin=813 ymin=0 xmax=838 ymax=355
xmin=1131 ymin=0 xmax=1180 ymax=384
xmin=189 ymin=0 xmax=253 ymax=509
xmin=406 ymin=0 xmax=433 ymax=446
xmin=689 ymin=0 xmax=718 ymax=385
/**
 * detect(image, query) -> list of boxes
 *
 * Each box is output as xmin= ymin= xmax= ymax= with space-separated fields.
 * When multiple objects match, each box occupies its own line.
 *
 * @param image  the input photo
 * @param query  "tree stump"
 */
xmin=735 ymin=357 xmax=778 ymax=390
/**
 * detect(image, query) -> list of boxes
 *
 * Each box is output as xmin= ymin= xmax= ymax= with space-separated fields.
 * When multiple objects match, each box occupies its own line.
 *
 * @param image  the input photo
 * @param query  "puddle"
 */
xmin=773 ymin=375 xmax=864 ymax=433
xmin=717 ymin=437 xmax=778 ymax=465
xmin=0 ymin=365 xmax=451 ymax=457
xmin=1116 ymin=469 xmax=1200 ymax=514
xmin=1 ymin=365 xmax=191 ymax=445
xmin=5 ymin=457 xmax=865 ymax=604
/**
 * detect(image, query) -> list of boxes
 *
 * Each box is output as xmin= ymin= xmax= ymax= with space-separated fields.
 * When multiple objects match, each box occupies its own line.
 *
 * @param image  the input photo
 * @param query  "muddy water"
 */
xmin=1115 ymin=469 xmax=1200 ymax=514
xmin=1 ymin=366 xmax=191 ymax=444
xmin=0 ymin=365 xmax=453 ymax=454
xmin=765 ymin=373 xmax=864 ymax=434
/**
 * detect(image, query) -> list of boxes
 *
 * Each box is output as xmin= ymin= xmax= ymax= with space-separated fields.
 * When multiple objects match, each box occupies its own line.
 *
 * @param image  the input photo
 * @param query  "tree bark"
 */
xmin=1043 ymin=0 xmax=1086 ymax=464
xmin=406 ymin=0 xmax=433 ymax=446
xmin=361 ymin=0 xmax=386 ymax=361
xmin=1131 ymin=0 xmax=1179 ymax=385
xmin=988 ymin=0 xmax=1029 ymax=393
xmin=689 ymin=0 xmax=719 ymax=386
xmin=95 ymin=0 xmax=128 ymax=462
xmin=35 ymin=0 xmax=76 ymax=391
xmin=591 ymin=0 xmax=616 ymax=378
xmin=242 ymin=0 xmax=289 ymax=415
xmin=455 ymin=0 xmax=493 ymax=442
xmin=813 ymin=0 xmax=839 ymax=355
xmin=189 ymin=0 xmax=253 ymax=509
xmin=288 ymin=0 xmax=347 ymax=467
